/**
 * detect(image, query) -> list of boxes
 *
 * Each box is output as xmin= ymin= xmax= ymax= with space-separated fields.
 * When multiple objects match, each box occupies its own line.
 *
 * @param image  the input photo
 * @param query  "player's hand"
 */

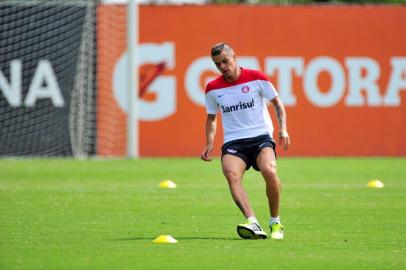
xmin=278 ymin=129 xmax=290 ymax=151
xmin=200 ymin=143 xmax=213 ymax=161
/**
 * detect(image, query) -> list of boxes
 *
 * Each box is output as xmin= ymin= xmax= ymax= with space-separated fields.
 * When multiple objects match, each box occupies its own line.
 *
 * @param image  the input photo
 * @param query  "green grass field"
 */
xmin=0 ymin=158 xmax=405 ymax=269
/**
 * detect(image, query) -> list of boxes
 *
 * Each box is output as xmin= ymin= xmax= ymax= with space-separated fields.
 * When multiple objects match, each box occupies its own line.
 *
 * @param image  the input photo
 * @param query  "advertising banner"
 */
xmin=97 ymin=5 xmax=406 ymax=156
xmin=0 ymin=4 xmax=87 ymax=156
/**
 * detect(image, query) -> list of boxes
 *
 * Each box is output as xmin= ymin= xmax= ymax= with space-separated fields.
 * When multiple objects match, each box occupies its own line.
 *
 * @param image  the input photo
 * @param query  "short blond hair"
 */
xmin=211 ymin=42 xmax=234 ymax=57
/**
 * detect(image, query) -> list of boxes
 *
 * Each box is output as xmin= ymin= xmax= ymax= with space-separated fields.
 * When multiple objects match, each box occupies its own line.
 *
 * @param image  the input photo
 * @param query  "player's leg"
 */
xmin=256 ymin=147 xmax=284 ymax=239
xmin=256 ymin=147 xmax=280 ymax=217
xmin=222 ymin=154 xmax=267 ymax=239
xmin=221 ymin=154 xmax=254 ymax=218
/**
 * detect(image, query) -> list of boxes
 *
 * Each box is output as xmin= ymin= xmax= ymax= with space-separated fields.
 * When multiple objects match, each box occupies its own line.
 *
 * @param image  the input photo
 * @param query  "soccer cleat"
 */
xmin=270 ymin=223 xmax=284 ymax=239
xmin=237 ymin=222 xmax=267 ymax=240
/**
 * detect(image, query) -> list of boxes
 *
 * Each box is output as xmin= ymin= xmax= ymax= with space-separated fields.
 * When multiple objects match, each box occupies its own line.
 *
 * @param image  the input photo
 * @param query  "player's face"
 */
xmin=212 ymin=50 xmax=237 ymax=79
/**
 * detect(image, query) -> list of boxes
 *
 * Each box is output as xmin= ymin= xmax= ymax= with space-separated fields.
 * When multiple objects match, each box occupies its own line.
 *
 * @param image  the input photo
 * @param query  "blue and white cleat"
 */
xmin=237 ymin=222 xmax=268 ymax=240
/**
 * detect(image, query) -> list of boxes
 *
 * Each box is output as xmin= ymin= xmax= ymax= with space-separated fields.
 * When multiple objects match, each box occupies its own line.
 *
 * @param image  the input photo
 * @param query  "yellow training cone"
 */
xmin=152 ymin=235 xmax=178 ymax=243
xmin=367 ymin=180 xmax=384 ymax=188
xmin=159 ymin=180 xmax=177 ymax=189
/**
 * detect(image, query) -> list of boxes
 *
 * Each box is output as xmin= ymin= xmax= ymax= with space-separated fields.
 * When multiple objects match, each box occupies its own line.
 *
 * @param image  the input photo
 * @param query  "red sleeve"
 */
xmin=246 ymin=69 xmax=270 ymax=82
xmin=205 ymin=76 xmax=224 ymax=94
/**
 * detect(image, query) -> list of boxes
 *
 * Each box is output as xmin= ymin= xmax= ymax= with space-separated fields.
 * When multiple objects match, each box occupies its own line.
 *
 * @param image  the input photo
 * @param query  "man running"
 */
xmin=201 ymin=42 xmax=290 ymax=240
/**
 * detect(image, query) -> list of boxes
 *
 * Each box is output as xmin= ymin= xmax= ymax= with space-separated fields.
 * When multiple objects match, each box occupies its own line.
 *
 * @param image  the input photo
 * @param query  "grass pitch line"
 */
xmin=153 ymin=235 xmax=178 ymax=243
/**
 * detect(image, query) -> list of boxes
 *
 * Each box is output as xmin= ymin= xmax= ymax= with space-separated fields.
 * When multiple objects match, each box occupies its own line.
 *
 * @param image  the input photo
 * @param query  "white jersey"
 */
xmin=205 ymin=68 xmax=278 ymax=143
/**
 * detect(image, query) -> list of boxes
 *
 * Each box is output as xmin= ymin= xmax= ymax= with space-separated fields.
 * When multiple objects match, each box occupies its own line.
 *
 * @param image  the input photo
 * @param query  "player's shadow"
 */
xmin=106 ymin=236 xmax=241 ymax=241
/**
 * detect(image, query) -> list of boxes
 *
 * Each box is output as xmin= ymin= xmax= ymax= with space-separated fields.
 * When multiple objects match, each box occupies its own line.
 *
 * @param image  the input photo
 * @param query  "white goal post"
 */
xmin=127 ymin=0 xmax=139 ymax=159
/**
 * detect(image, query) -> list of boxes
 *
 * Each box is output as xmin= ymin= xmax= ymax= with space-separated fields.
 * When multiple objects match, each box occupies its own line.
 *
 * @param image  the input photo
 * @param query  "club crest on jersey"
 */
xmin=242 ymin=86 xmax=250 ymax=93
xmin=220 ymin=99 xmax=255 ymax=113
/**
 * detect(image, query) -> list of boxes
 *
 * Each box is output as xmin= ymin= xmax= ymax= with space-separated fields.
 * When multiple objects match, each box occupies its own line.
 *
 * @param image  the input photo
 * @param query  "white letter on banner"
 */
xmin=185 ymin=57 xmax=217 ymax=107
xmin=113 ymin=42 xmax=176 ymax=121
xmin=25 ymin=60 xmax=64 ymax=107
xmin=383 ymin=57 xmax=406 ymax=106
xmin=345 ymin=57 xmax=382 ymax=106
xmin=0 ymin=60 xmax=22 ymax=107
xmin=139 ymin=42 xmax=176 ymax=121
xmin=237 ymin=57 xmax=261 ymax=70
xmin=265 ymin=57 xmax=303 ymax=106
xmin=304 ymin=57 xmax=345 ymax=107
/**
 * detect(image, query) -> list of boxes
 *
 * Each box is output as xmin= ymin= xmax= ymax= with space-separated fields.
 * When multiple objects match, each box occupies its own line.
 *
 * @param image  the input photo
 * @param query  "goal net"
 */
xmin=0 ymin=0 xmax=97 ymax=157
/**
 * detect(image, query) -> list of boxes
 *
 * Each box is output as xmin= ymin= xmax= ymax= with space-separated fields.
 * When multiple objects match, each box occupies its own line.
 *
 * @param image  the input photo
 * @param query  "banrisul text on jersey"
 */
xmin=221 ymin=99 xmax=254 ymax=113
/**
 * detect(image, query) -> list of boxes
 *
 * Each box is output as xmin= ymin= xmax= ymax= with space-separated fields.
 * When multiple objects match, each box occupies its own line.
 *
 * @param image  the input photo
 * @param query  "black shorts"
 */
xmin=221 ymin=134 xmax=276 ymax=171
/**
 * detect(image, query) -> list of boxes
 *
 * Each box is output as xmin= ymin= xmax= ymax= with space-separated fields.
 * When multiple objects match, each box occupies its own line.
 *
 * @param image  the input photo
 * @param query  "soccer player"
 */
xmin=201 ymin=42 xmax=290 ymax=240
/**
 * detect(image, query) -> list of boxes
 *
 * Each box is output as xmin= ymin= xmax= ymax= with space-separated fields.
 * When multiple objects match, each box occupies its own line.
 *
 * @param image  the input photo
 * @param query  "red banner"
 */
xmin=97 ymin=5 xmax=406 ymax=156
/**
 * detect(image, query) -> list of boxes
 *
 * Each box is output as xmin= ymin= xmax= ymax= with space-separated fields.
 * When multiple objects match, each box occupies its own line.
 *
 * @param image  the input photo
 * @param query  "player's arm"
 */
xmin=271 ymin=96 xmax=290 ymax=151
xmin=201 ymin=114 xmax=217 ymax=161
